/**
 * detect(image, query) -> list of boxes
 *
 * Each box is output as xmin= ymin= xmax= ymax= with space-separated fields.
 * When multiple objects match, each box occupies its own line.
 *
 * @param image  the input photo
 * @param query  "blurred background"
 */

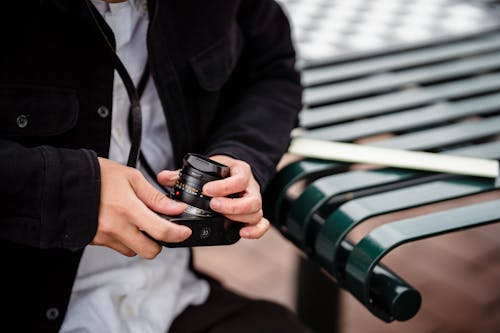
xmin=194 ymin=1 xmax=500 ymax=332
xmin=279 ymin=0 xmax=500 ymax=62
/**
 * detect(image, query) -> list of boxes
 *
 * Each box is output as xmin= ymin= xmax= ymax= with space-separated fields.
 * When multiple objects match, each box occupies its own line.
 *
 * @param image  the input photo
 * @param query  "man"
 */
xmin=0 ymin=0 xmax=306 ymax=332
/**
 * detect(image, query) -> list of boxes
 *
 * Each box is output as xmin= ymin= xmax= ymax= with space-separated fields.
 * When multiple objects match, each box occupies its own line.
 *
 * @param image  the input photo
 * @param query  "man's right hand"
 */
xmin=92 ymin=158 xmax=191 ymax=259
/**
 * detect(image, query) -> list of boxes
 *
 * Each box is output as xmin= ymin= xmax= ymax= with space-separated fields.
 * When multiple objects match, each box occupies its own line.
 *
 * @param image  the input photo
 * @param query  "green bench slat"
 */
xmin=442 ymin=140 xmax=500 ymax=158
xmin=286 ymin=169 xmax=428 ymax=248
xmin=315 ymin=178 xmax=496 ymax=277
xmin=304 ymin=52 xmax=500 ymax=106
xmin=262 ymin=159 xmax=349 ymax=229
xmin=304 ymin=92 xmax=500 ymax=141
xmin=344 ymin=199 xmax=500 ymax=322
xmin=300 ymin=73 xmax=500 ymax=127
xmin=372 ymin=114 xmax=500 ymax=150
xmin=302 ymin=31 xmax=500 ymax=86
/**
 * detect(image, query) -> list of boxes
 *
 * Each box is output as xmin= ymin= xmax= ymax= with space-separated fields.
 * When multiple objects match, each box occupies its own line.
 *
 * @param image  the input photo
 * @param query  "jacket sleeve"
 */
xmin=203 ymin=0 xmax=302 ymax=190
xmin=0 ymin=139 xmax=100 ymax=249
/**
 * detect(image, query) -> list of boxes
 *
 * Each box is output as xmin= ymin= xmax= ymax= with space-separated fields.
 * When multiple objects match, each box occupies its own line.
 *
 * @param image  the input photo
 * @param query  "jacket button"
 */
xmin=16 ymin=115 xmax=29 ymax=128
xmin=46 ymin=307 xmax=59 ymax=320
xmin=97 ymin=105 xmax=110 ymax=118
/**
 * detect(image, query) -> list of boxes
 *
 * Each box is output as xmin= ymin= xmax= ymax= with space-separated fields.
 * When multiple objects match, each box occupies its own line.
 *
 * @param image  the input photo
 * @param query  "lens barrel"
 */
xmin=172 ymin=154 xmax=230 ymax=215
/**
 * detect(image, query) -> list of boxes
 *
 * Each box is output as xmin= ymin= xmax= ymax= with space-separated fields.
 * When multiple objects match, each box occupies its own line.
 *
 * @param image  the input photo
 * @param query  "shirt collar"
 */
xmin=128 ymin=0 xmax=147 ymax=13
xmin=90 ymin=0 xmax=147 ymax=15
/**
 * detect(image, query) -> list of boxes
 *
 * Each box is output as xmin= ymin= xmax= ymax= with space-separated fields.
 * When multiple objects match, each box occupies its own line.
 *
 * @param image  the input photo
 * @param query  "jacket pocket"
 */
xmin=0 ymin=85 xmax=78 ymax=137
xmin=189 ymin=26 xmax=244 ymax=92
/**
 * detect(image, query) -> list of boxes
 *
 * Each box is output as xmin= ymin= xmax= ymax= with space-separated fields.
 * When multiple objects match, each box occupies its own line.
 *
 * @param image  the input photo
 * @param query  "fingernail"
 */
xmin=203 ymin=184 xmax=213 ymax=196
xmin=182 ymin=227 xmax=192 ymax=238
xmin=241 ymin=229 xmax=250 ymax=238
xmin=169 ymin=172 xmax=180 ymax=180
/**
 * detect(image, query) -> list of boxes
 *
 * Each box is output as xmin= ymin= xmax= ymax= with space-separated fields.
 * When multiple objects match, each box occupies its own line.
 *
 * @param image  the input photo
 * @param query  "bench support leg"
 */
xmin=296 ymin=256 xmax=340 ymax=333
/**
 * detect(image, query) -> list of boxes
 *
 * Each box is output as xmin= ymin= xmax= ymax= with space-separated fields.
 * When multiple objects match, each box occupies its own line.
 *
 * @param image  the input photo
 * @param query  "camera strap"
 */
xmin=130 ymin=62 xmax=163 ymax=184
xmin=86 ymin=0 xmax=170 ymax=189
xmin=129 ymin=61 xmax=173 ymax=194
xmin=85 ymin=0 xmax=142 ymax=168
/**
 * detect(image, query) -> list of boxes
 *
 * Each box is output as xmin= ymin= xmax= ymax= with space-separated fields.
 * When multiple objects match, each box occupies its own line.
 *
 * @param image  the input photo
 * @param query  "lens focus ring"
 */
xmin=173 ymin=154 xmax=230 ymax=214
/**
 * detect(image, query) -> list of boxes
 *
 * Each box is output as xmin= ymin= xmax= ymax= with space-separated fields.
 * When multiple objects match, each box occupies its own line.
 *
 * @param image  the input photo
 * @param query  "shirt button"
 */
xmin=16 ymin=115 xmax=29 ymax=128
xmin=46 ymin=307 xmax=59 ymax=320
xmin=97 ymin=105 xmax=110 ymax=118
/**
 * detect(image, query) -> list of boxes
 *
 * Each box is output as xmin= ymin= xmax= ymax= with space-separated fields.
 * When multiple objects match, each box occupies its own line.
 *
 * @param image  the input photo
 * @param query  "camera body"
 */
xmin=155 ymin=153 xmax=244 ymax=247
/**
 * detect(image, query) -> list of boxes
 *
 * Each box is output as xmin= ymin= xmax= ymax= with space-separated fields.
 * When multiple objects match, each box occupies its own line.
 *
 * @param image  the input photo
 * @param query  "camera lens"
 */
xmin=153 ymin=153 xmax=245 ymax=247
xmin=172 ymin=154 xmax=230 ymax=217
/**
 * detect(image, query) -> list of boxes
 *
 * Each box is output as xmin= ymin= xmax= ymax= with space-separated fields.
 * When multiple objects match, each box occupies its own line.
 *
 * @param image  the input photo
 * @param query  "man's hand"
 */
xmin=93 ymin=158 xmax=191 ymax=259
xmin=158 ymin=155 xmax=270 ymax=240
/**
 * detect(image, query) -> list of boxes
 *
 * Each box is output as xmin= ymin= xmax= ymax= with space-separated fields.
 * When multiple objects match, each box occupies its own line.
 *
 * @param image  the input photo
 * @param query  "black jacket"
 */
xmin=0 ymin=0 xmax=301 ymax=331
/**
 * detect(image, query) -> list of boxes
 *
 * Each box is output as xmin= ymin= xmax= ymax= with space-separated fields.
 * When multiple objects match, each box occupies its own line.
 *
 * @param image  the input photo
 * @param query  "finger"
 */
xmin=129 ymin=172 xmax=186 ymax=216
xmin=223 ymin=209 xmax=264 ymax=224
xmin=129 ymin=202 xmax=192 ymax=243
xmin=208 ymin=155 xmax=236 ymax=166
xmin=210 ymin=196 xmax=261 ymax=216
xmin=203 ymin=167 xmax=250 ymax=197
xmin=106 ymin=241 xmax=137 ymax=257
xmin=116 ymin=224 xmax=163 ymax=259
xmin=157 ymin=169 xmax=181 ymax=187
xmin=239 ymin=218 xmax=271 ymax=239
xmin=90 ymin=234 xmax=137 ymax=257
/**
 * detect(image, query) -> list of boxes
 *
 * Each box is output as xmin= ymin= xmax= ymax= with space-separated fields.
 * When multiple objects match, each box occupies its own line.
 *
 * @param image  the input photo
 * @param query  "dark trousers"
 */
xmin=169 ymin=275 xmax=313 ymax=333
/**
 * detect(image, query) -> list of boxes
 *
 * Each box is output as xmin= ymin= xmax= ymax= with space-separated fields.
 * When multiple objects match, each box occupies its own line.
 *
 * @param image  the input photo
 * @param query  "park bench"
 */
xmin=266 ymin=1 xmax=500 ymax=331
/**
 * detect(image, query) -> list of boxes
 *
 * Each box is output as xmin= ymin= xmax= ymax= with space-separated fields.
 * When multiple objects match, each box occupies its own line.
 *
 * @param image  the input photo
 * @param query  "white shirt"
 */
xmin=60 ymin=1 xmax=209 ymax=332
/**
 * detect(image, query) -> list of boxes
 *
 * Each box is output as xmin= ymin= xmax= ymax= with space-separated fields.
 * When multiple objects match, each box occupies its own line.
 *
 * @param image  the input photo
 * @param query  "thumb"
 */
xmin=130 ymin=172 xmax=186 ymax=216
xmin=157 ymin=169 xmax=181 ymax=187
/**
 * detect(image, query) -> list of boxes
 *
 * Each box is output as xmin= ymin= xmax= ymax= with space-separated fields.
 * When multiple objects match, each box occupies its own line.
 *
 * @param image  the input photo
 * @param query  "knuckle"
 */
xmin=142 ymin=245 xmax=161 ymax=260
xmin=112 ymin=201 xmax=131 ymax=218
xmin=250 ymin=214 xmax=263 ymax=226
xmin=151 ymin=191 xmax=167 ymax=205
xmin=128 ymin=168 xmax=143 ymax=182
xmin=251 ymin=197 xmax=262 ymax=211
xmin=261 ymin=219 xmax=271 ymax=232
xmin=242 ymin=162 xmax=251 ymax=173
xmin=218 ymin=182 xmax=232 ymax=194
xmin=252 ymin=219 xmax=270 ymax=239
xmin=232 ymin=176 xmax=247 ymax=192
xmin=155 ymin=226 xmax=171 ymax=241
xmin=238 ymin=162 xmax=251 ymax=176
xmin=124 ymin=250 xmax=136 ymax=257
xmin=98 ymin=218 xmax=116 ymax=236
xmin=237 ymin=159 xmax=249 ymax=168
xmin=228 ymin=202 xmax=239 ymax=215
xmin=99 ymin=224 xmax=112 ymax=236
xmin=235 ymin=169 xmax=247 ymax=180
xmin=240 ymin=201 xmax=251 ymax=214
xmin=222 ymin=183 xmax=232 ymax=194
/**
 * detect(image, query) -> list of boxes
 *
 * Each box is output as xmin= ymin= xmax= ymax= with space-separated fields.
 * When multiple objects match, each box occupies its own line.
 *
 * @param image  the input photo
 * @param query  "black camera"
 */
xmin=155 ymin=153 xmax=244 ymax=247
